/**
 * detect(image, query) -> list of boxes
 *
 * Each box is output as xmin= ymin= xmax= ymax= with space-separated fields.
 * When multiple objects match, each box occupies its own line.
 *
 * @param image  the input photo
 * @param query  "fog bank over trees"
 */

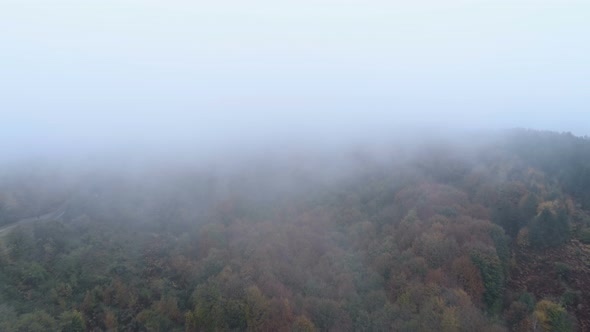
xmin=2 ymin=128 xmax=590 ymax=330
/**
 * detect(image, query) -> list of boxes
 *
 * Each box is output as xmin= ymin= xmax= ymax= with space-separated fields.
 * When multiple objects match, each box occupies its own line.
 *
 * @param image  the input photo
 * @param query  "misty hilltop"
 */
xmin=2 ymin=0 xmax=589 ymax=330
xmin=0 ymin=129 xmax=589 ymax=331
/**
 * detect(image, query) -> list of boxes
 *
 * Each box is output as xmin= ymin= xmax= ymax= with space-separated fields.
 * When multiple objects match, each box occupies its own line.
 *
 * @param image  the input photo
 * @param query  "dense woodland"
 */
xmin=1 ymin=129 xmax=589 ymax=331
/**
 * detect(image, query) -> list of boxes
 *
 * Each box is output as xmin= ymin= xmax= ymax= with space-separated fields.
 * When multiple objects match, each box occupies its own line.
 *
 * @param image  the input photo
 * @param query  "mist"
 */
xmin=2 ymin=0 xmax=589 ymax=163
xmin=2 ymin=1 xmax=590 ymax=330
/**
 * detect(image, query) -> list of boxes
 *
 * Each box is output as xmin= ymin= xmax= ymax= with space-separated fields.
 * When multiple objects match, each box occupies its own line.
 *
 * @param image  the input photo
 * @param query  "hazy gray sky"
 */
xmin=1 ymin=0 xmax=589 ymax=155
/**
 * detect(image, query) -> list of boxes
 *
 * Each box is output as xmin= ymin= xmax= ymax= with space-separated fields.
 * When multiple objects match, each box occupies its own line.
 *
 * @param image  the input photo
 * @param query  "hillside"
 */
xmin=0 ymin=129 xmax=589 ymax=331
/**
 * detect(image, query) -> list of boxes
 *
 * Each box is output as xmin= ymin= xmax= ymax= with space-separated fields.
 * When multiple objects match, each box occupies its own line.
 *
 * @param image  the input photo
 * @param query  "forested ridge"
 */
xmin=1 ymin=129 xmax=589 ymax=331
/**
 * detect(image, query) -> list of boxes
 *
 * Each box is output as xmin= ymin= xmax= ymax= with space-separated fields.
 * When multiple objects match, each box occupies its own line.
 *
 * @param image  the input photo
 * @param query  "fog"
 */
xmin=3 ymin=3 xmax=590 ymax=329
xmin=1 ymin=0 xmax=589 ymax=162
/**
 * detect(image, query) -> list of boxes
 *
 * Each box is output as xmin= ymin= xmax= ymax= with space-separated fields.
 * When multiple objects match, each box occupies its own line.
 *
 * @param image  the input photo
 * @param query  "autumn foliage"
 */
xmin=0 ymin=129 xmax=588 ymax=331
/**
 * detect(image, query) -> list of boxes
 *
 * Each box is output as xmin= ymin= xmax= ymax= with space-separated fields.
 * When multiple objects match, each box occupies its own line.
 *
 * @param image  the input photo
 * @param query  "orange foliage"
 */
xmin=452 ymin=256 xmax=484 ymax=305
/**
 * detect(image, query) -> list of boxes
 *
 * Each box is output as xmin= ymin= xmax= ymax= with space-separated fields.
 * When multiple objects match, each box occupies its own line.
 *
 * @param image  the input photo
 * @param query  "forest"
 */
xmin=0 ymin=129 xmax=589 ymax=331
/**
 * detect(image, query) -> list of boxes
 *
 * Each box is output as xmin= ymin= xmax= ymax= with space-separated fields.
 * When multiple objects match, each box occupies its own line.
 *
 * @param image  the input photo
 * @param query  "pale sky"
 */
xmin=1 ymin=0 xmax=589 ymax=156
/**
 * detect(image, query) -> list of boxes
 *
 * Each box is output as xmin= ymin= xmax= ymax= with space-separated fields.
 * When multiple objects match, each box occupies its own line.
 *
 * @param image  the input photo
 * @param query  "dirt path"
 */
xmin=0 ymin=202 xmax=68 ymax=237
